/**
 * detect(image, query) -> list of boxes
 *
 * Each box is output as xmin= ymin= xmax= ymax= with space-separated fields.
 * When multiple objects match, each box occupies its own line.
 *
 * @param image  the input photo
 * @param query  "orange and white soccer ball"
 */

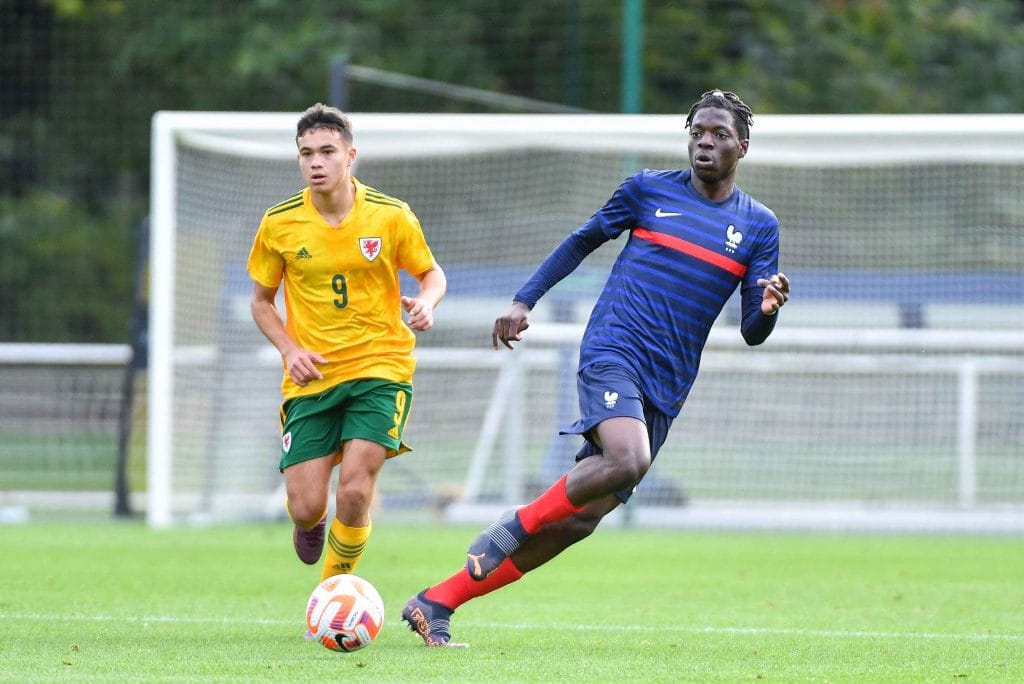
xmin=305 ymin=574 xmax=385 ymax=652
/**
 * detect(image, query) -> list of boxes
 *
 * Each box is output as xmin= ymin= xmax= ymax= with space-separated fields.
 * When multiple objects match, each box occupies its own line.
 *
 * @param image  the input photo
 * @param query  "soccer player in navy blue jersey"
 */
xmin=402 ymin=90 xmax=790 ymax=647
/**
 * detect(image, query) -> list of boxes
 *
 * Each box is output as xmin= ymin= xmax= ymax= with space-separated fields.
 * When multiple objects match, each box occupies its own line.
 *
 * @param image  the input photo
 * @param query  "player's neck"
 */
xmin=310 ymin=181 xmax=355 ymax=227
xmin=690 ymin=174 xmax=736 ymax=203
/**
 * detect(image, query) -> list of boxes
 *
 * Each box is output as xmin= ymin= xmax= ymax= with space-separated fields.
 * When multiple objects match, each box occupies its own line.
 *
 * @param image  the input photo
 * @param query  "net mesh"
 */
xmin=156 ymin=115 xmax=1024 ymax=524
xmin=0 ymin=364 xmax=126 ymax=490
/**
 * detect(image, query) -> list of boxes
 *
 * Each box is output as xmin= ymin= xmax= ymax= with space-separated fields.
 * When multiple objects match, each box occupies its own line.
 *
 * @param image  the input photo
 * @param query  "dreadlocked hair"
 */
xmin=685 ymin=90 xmax=753 ymax=140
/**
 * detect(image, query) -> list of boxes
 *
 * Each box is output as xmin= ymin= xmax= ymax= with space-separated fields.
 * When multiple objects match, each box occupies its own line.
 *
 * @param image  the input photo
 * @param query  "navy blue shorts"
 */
xmin=559 ymin=361 xmax=674 ymax=503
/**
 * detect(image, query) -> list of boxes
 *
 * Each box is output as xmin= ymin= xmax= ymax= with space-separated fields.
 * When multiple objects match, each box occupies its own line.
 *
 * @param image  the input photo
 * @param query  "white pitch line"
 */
xmin=477 ymin=623 xmax=1024 ymax=642
xmin=3 ymin=612 xmax=1022 ymax=642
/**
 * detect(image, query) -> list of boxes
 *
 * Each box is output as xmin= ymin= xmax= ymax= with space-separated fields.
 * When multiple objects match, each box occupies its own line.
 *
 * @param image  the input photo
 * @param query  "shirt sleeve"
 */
xmin=395 ymin=207 xmax=437 ymax=276
xmin=246 ymin=214 xmax=284 ymax=288
xmin=514 ymin=172 xmax=643 ymax=307
xmin=739 ymin=220 xmax=780 ymax=345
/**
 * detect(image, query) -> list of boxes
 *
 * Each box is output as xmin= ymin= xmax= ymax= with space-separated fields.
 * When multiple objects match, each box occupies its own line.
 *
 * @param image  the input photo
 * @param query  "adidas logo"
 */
xmin=295 ymin=247 xmax=312 ymax=259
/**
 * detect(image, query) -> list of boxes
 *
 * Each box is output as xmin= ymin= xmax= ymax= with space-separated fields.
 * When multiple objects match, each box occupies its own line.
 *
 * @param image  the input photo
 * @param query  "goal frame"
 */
xmin=149 ymin=111 xmax=1024 ymax=529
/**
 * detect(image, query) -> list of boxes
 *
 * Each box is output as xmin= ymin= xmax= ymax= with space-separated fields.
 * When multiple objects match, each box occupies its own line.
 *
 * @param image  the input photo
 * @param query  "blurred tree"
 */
xmin=0 ymin=0 xmax=53 ymax=194
xmin=0 ymin=193 xmax=133 ymax=341
xmin=644 ymin=0 xmax=1024 ymax=114
xmin=1 ymin=0 xmax=1022 ymax=342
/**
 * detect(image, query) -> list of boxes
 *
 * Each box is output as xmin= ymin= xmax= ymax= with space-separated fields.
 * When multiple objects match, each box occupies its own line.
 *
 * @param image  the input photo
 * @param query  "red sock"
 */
xmin=424 ymin=558 xmax=524 ymax=610
xmin=516 ymin=474 xmax=585 ymax=534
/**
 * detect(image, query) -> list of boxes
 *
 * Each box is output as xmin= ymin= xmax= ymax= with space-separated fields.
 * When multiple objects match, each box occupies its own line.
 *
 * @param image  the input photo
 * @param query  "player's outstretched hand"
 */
xmin=757 ymin=272 xmax=790 ymax=315
xmin=402 ymin=296 xmax=435 ymax=332
xmin=493 ymin=301 xmax=532 ymax=350
xmin=284 ymin=347 xmax=326 ymax=386
xmin=399 ymin=294 xmax=436 ymax=331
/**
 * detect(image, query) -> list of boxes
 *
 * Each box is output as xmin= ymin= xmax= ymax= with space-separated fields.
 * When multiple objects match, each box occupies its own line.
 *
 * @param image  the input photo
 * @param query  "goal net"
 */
xmin=0 ymin=343 xmax=135 ymax=516
xmin=148 ymin=112 xmax=1024 ymax=530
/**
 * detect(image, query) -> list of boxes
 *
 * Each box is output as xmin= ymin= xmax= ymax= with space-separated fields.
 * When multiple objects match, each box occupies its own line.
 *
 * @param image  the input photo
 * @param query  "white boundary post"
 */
xmin=147 ymin=112 xmax=177 ymax=529
xmin=501 ymin=360 xmax=525 ymax=505
xmin=957 ymin=359 xmax=978 ymax=510
xmin=462 ymin=355 xmax=519 ymax=501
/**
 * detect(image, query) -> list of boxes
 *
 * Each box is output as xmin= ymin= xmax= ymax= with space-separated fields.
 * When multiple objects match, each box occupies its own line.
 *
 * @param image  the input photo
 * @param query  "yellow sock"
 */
xmin=321 ymin=518 xmax=371 ymax=580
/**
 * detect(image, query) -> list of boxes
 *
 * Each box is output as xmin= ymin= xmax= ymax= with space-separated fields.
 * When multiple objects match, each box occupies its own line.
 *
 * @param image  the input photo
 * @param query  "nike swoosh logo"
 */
xmin=655 ymin=208 xmax=682 ymax=218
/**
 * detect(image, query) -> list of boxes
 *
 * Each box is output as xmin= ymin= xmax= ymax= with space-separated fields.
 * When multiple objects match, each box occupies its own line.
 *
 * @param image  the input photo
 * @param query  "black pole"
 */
xmin=329 ymin=54 xmax=349 ymax=109
xmin=114 ymin=215 xmax=149 ymax=517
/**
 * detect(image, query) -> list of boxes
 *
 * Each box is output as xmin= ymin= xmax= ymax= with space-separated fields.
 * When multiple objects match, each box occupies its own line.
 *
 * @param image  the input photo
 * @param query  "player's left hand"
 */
xmin=757 ymin=272 xmax=790 ymax=315
xmin=402 ymin=295 xmax=434 ymax=331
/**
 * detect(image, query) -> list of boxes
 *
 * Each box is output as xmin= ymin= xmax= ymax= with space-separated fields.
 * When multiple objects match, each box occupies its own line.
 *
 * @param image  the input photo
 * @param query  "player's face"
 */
xmin=297 ymin=127 xmax=356 ymax=193
xmin=687 ymin=107 xmax=748 ymax=186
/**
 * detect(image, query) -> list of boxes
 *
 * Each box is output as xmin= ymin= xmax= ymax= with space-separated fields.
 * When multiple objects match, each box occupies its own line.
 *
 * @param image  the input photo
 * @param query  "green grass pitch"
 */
xmin=0 ymin=521 xmax=1021 ymax=682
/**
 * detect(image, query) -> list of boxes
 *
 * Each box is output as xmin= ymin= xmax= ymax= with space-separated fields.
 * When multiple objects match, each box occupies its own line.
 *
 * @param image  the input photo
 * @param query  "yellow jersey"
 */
xmin=247 ymin=178 xmax=437 ymax=399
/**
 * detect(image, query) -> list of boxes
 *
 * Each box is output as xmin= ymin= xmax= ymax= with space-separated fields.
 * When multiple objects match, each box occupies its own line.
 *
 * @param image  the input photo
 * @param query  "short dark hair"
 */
xmin=296 ymin=103 xmax=353 ymax=145
xmin=685 ymin=90 xmax=753 ymax=141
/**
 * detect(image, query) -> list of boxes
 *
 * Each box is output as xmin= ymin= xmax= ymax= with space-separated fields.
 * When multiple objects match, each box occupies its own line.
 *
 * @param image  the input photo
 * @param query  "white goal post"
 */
xmin=148 ymin=111 xmax=1024 ymax=530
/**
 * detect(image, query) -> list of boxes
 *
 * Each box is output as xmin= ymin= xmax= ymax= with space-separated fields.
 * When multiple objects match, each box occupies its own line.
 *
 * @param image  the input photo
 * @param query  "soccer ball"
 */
xmin=305 ymin=574 xmax=385 ymax=652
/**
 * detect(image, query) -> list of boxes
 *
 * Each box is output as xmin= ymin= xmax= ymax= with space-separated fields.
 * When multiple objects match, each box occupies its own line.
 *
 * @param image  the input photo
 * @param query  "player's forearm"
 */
xmin=514 ymin=229 xmax=602 ymax=307
xmin=740 ymin=308 xmax=777 ymax=345
xmin=416 ymin=266 xmax=447 ymax=308
xmin=251 ymin=300 xmax=301 ymax=357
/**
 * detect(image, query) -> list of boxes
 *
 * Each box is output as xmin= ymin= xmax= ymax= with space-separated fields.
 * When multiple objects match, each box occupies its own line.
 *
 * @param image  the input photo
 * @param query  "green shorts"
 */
xmin=278 ymin=379 xmax=413 ymax=471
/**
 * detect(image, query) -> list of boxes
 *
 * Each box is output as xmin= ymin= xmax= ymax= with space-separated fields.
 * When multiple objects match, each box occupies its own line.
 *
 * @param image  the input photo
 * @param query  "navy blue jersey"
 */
xmin=515 ymin=169 xmax=780 ymax=417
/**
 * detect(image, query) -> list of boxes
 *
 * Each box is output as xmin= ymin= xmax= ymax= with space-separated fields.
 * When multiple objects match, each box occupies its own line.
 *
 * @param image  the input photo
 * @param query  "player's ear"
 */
xmin=348 ymin=146 xmax=357 ymax=166
xmin=738 ymin=139 xmax=749 ymax=158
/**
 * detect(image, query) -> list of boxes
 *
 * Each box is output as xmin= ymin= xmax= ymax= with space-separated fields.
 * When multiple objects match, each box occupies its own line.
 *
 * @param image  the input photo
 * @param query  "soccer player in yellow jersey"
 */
xmin=247 ymin=103 xmax=446 ymax=583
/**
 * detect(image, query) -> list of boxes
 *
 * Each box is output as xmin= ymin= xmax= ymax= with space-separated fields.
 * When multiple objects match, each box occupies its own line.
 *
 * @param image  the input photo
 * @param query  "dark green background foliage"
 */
xmin=2 ymin=0 xmax=1023 ymax=342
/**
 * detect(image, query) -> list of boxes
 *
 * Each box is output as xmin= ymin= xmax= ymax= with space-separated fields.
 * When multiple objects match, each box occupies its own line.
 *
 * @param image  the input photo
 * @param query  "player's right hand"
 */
xmin=284 ymin=347 xmax=326 ymax=386
xmin=492 ymin=301 xmax=532 ymax=350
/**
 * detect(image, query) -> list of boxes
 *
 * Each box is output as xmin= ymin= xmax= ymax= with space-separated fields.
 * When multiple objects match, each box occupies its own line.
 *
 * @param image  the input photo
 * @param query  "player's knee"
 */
xmin=602 ymin=449 xmax=650 ymax=491
xmin=288 ymin=497 xmax=327 ymax=528
xmin=336 ymin=481 xmax=373 ymax=516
